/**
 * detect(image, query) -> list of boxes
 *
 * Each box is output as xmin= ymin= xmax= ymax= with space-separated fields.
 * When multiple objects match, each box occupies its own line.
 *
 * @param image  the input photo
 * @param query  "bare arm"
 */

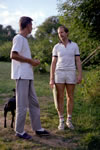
xmin=10 ymin=51 xmax=40 ymax=66
xmin=75 ymin=56 xmax=82 ymax=84
xmin=49 ymin=56 xmax=57 ymax=88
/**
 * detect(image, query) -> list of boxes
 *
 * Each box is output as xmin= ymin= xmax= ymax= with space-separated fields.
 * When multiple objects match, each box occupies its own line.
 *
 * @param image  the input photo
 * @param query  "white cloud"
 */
xmin=0 ymin=2 xmax=48 ymax=36
xmin=0 ymin=0 xmax=58 ymax=34
xmin=0 ymin=9 xmax=46 ymax=29
xmin=0 ymin=10 xmax=19 ymax=29
xmin=0 ymin=4 xmax=7 ymax=9
xmin=0 ymin=10 xmax=9 ymax=17
xmin=0 ymin=8 xmax=46 ymax=36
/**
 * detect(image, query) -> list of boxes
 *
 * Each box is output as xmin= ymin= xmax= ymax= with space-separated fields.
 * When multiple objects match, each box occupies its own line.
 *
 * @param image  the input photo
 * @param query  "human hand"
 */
xmin=77 ymin=75 xmax=82 ymax=84
xmin=30 ymin=59 xmax=40 ymax=66
xmin=49 ymin=79 xmax=55 ymax=88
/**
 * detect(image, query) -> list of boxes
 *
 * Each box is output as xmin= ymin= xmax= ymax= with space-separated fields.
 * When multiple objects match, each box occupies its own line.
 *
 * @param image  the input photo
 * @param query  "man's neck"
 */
xmin=19 ymin=30 xmax=28 ymax=38
xmin=62 ymin=39 xmax=69 ymax=46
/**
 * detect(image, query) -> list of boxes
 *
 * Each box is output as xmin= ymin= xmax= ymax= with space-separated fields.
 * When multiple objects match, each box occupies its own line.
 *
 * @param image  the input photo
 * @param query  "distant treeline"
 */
xmin=0 ymin=0 xmax=100 ymax=70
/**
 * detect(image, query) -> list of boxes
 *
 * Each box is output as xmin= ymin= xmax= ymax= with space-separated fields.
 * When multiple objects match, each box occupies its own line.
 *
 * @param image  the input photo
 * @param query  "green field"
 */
xmin=0 ymin=62 xmax=100 ymax=150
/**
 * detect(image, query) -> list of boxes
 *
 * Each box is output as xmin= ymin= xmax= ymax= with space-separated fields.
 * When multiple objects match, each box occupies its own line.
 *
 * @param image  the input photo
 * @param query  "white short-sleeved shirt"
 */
xmin=52 ymin=41 xmax=80 ymax=71
xmin=11 ymin=34 xmax=34 ymax=80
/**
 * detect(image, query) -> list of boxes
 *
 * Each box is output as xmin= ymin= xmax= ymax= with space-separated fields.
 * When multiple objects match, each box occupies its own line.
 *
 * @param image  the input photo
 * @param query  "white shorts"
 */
xmin=55 ymin=70 xmax=76 ymax=84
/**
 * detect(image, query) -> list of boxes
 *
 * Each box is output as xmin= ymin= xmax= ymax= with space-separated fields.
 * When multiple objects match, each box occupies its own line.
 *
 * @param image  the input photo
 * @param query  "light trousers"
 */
xmin=15 ymin=79 xmax=41 ymax=133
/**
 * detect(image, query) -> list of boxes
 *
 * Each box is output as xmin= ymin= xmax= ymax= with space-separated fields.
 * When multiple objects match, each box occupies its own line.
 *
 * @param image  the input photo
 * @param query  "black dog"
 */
xmin=4 ymin=89 xmax=16 ymax=128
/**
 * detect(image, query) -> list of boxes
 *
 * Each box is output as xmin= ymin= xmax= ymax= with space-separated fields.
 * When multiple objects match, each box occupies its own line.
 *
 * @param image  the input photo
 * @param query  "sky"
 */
xmin=0 ymin=0 xmax=59 ymax=34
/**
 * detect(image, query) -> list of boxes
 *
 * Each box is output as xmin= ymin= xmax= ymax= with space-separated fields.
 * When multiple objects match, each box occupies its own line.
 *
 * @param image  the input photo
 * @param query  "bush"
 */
xmin=80 ymin=69 xmax=100 ymax=104
xmin=0 ymin=41 xmax=11 ymax=61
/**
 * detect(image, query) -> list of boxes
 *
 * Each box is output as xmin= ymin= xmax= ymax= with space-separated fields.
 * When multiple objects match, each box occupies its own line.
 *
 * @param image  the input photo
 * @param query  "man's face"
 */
xmin=27 ymin=22 xmax=32 ymax=34
xmin=58 ymin=27 xmax=68 ymax=41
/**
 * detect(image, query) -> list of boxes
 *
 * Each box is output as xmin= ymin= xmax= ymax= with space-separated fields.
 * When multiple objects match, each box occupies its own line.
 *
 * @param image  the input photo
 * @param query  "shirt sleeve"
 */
xmin=11 ymin=35 xmax=23 ymax=53
xmin=75 ymin=43 xmax=80 ymax=56
xmin=52 ymin=45 xmax=58 ymax=57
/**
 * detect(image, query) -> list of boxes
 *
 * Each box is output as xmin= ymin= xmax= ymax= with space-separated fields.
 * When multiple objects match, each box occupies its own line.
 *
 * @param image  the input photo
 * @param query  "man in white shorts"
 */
xmin=50 ymin=25 xmax=82 ymax=130
xmin=10 ymin=16 xmax=49 ymax=139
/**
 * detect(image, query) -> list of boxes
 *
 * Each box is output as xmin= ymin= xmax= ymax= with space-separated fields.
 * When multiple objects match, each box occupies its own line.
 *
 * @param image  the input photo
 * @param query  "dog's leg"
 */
xmin=4 ymin=110 xmax=7 ymax=128
xmin=11 ymin=110 xmax=15 ymax=128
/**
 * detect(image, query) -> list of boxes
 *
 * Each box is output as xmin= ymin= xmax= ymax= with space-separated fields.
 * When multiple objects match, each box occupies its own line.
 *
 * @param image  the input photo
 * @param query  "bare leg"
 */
xmin=65 ymin=84 xmax=75 ymax=116
xmin=55 ymin=83 xmax=65 ymax=116
xmin=65 ymin=84 xmax=75 ymax=130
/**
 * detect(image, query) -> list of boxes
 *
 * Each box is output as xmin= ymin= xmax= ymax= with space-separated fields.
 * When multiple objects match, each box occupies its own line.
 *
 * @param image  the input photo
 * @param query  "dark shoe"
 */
xmin=16 ymin=132 xmax=32 ymax=140
xmin=35 ymin=130 xmax=50 ymax=136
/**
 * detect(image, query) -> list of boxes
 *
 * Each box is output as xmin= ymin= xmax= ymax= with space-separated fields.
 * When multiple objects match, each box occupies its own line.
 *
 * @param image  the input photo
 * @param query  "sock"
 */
xmin=16 ymin=131 xmax=25 ymax=135
xmin=67 ymin=114 xmax=72 ymax=122
xmin=36 ymin=128 xmax=44 ymax=131
xmin=59 ymin=115 xmax=64 ymax=123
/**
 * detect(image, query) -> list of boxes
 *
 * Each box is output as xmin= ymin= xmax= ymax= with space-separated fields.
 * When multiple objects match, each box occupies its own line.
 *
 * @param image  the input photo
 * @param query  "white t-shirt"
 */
xmin=11 ymin=34 xmax=34 ymax=80
xmin=52 ymin=41 xmax=80 ymax=71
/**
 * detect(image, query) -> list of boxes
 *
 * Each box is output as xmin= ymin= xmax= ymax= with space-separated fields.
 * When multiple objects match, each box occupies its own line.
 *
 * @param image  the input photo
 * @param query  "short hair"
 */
xmin=58 ymin=25 xmax=69 ymax=33
xmin=19 ymin=16 xmax=33 ymax=30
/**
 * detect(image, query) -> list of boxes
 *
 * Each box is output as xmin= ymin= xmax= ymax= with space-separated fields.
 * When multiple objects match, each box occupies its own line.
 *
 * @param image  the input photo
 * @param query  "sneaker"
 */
xmin=16 ymin=132 xmax=32 ymax=140
xmin=35 ymin=130 xmax=50 ymax=136
xmin=58 ymin=121 xmax=65 ymax=130
xmin=66 ymin=120 xmax=74 ymax=130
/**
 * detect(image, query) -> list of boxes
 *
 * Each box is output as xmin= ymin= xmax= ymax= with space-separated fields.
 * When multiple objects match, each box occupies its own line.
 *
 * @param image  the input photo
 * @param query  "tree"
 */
xmin=78 ymin=0 xmax=100 ymax=39
xmin=4 ymin=25 xmax=16 ymax=40
xmin=57 ymin=0 xmax=100 ymax=67
xmin=0 ymin=24 xmax=16 ymax=61
xmin=58 ymin=0 xmax=100 ymax=39
xmin=35 ymin=16 xmax=61 ymax=39
xmin=30 ymin=16 xmax=61 ymax=72
xmin=0 ymin=24 xmax=16 ymax=42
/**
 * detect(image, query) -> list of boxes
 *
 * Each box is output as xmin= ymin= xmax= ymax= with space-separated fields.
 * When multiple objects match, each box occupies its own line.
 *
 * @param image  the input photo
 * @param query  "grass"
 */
xmin=0 ymin=62 xmax=100 ymax=150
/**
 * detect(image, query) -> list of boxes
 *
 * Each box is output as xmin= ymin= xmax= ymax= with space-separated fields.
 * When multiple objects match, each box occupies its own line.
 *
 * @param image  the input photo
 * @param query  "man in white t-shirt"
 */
xmin=10 ymin=16 xmax=49 ymax=139
xmin=50 ymin=25 xmax=82 ymax=130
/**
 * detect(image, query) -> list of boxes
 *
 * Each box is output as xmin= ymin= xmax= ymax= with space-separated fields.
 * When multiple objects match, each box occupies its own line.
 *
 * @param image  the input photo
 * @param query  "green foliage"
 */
xmin=74 ymin=69 xmax=100 ymax=149
xmin=80 ymin=69 xmax=100 ymax=104
xmin=0 ymin=24 xmax=16 ymax=42
xmin=0 ymin=1 xmax=100 ymax=69
xmin=58 ymin=0 xmax=100 ymax=39
xmin=0 ymin=42 xmax=12 ymax=61
xmin=29 ymin=16 xmax=61 ymax=71
xmin=0 ymin=24 xmax=16 ymax=61
xmin=78 ymin=0 xmax=100 ymax=39
xmin=35 ymin=16 xmax=61 ymax=39
xmin=58 ymin=0 xmax=100 ymax=68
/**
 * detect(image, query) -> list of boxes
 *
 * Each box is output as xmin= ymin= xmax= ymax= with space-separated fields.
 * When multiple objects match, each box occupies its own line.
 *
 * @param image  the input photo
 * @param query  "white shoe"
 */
xmin=58 ymin=121 xmax=65 ymax=130
xmin=66 ymin=120 xmax=74 ymax=130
